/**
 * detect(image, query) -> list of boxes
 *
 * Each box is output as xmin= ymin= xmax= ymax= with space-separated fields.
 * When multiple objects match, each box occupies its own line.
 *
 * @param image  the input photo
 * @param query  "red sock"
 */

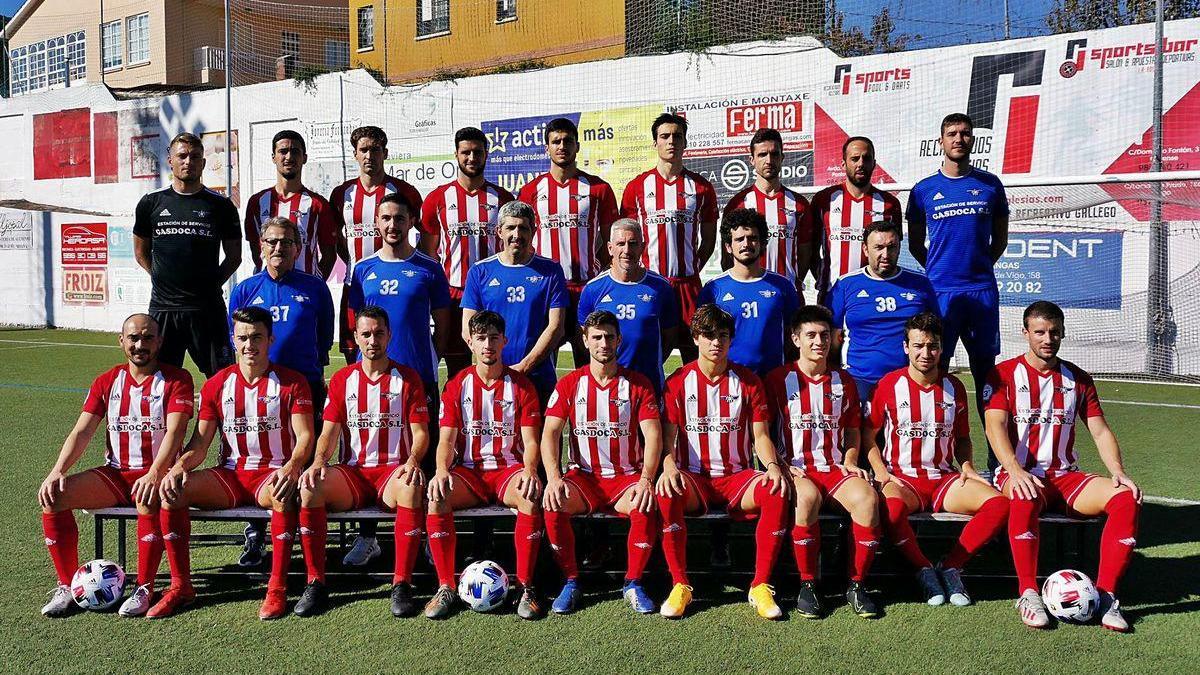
xmin=625 ymin=510 xmax=658 ymax=581
xmin=513 ymin=511 xmax=544 ymax=586
xmin=1007 ymin=496 xmax=1042 ymax=594
xmin=752 ymin=481 xmax=788 ymax=587
xmin=392 ymin=507 xmax=423 ymax=585
xmin=135 ymin=512 xmax=164 ymax=588
xmin=299 ymin=507 xmax=327 ymax=584
xmin=160 ymin=508 xmax=192 ymax=591
xmin=884 ymin=497 xmax=932 ymax=569
xmin=544 ymin=510 xmax=577 ymax=580
xmin=656 ymin=492 xmax=689 ymax=585
xmin=943 ymin=496 xmax=1009 ymax=570
xmin=269 ymin=510 xmax=297 ymax=591
xmin=851 ymin=522 xmax=882 ymax=582
xmin=425 ymin=512 xmax=457 ymax=587
xmin=42 ymin=511 xmax=79 ymax=586
xmin=1096 ymin=490 xmax=1139 ymax=594
xmin=791 ymin=523 xmax=820 ymax=581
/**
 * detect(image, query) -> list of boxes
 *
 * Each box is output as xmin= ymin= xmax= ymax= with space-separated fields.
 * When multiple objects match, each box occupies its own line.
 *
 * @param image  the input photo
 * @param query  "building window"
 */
xmin=126 ymin=13 xmax=150 ymax=64
xmin=357 ymin=6 xmax=374 ymax=50
xmin=416 ymin=0 xmax=450 ymax=37
xmin=496 ymin=0 xmax=516 ymax=22
xmin=102 ymin=20 xmax=123 ymax=70
xmin=10 ymin=46 xmax=28 ymax=95
xmin=46 ymin=36 xmax=66 ymax=87
xmin=66 ymin=31 xmax=86 ymax=83
xmin=325 ymin=40 xmax=349 ymax=69
xmin=27 ymin=41 xmax=47 ymax=92
xmin=281 ymin=31 xmax=300 ymax=59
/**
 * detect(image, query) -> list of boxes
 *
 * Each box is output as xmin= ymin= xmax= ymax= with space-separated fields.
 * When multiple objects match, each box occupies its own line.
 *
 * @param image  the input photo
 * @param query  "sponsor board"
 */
xmin=33 ymin=108 xmax=92 ymax=180
xmin=306 ymin=118 xmax=362 ymax=160
xmin=61 ymin=223 xmax=108 ymax=265
xmin=63 ymin=267 xmax=107 ymax=305
xmin=107 ymin=223 xmax=136 ymax=261
xmin=0 ymin=211 xmax=34 ymax=250
xmin=111 ymin=266 xmax=152 ymax=305
xmin=688 ymin=150 xmax=814 ymax=204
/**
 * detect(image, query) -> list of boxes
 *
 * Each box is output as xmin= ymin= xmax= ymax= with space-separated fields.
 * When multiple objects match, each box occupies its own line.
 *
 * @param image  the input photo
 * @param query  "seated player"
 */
xmin=39 ymin=314 xmax=194 ymax=618
xmin=540 ymin=311 xmax=664 ymax=615
xmin=764 ymin=306 xmax=882 ymax=619
xmin=150 ymin=307 xmax=315 ymax=620
xmin=985 ymin=300 xmax=1141 ymax=632
xmin=656 ymin=303 xmax=791 ymax=620
xmin=424 ymin=310 xmax=546 ymax=620
xmin=294 ymin=306 xmax=431 ymax=618
xmin=864 ymin=312 xmax=1011 ymax=607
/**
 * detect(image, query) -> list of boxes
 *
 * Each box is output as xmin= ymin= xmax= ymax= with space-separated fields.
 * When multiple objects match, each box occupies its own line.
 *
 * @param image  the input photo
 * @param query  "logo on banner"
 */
xmin=827 ymin=64 xmax=912 ymax=96
xmin=63 ymin=267 xmax=108 ymax=305
xmin=61 ymin=223 xmax=109 ymax=264
xmin=725 ymin=102 xmax=803 ymax=136
xmin=1060 ymin=36 xmax=1198 ymax=77
xmin=966 ymin=50 xmax=1045 ymax=174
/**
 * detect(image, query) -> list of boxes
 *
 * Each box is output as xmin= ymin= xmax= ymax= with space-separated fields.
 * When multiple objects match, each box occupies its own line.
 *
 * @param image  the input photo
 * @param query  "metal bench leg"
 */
xmin=95 ymin=516 xmax=105 ymax=560
xmin=117 ymin=518 xmax=128 ymax=569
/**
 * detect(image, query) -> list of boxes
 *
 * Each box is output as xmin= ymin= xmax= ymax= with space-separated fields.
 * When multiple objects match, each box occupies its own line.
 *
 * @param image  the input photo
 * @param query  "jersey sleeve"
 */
xmin=746 ymin=374 xmax=771 ymax=423
xmin=659 ymin=280 xmax=682 ymax=330
xmin=217 ymin=196 xmax=241 ymax=240
xmin=516 ymin=378 xmax=543 ymax=426
xmin=165 ymin=370 xmax=197 ymax=416
xmin=316 ymin=279 xmax=335 ymax=355
xmin=662 ymin=377 xmax=684 ymax=426
xmin=328 ymin=185 xmax=347 ymax=231
xmin=346 ymin=265 xmax=366 ymax=312
xmin=314 ymin=197 xmax=337 ymax=247
xmin=428 ymin=264 xmax=452 ymax=311
xmin=323 ymin=373 xmax=348 ymax=424
xmin=904 ymin=185 xmax=925 ymax=226
xmin=840 ymin=375 xmax=861 ymax=428
xmin=883 ymin=192 xmax=903 ymax=225
xmin=724 ymin=188 xmax=747 ymax=214
xmin=990 ymin=176 xmax=1011 ymax=218
xmin=868 ymin=378 xmax=890 ymax=429
xmin=620 ymin=177 xmax=640 ymax=219
xmin=951 ymin=377 xmax=971 ymax=438
xmin=1075 ymin=370 xmax=1105 ymax=421
xmin=828 ymin=279 xmax=846 ymax=328
xmin=517 ymin=180 xmax=537 ymax=210
xmin=762 ymin=370 xmax=784 ymax=424
xmin=794 ymin=194 xmax=814 ymax=242
xmin=439 ymin=377 xmax=462 ymax=428
xmin=243 ymin=195 xmax=260 ymax=247
xmin=596 ymin=183 xmax=620 ymax=226
xmin=544 ymin=377 xmax=572 ymax=420
xmin=547 ymin=267 xmax=569 ymax=310
xmin=199 ymin=376 xmax=223 ymax=422
xmin=696 ymin=280 xmax=715 ymax=308
xmin=226 ymin=282 xmax=245 ymax=337
xmin=633 ymin=381 xmax=661 ymax=422
xmin=406 ymin=377 xmax=431 ymax=424
xmin=982 ymin=366 xmax=1012 ymax=413
xmin=783 ymin=278 xmax=801 ymax=315
xmin=419 ymin=189 xmax=440 ymax=236
xmin=698 ymin=178 xmax=719 ymax=224
xmin=400 ymin=182 xmax=424 ymax=218
xmin=459 ymin=266 xmax=483 ymax=311
xmin=576 ymin=284 xmax=597 ymax=325
xmin=81 ymin=372 xmax=110 ymax=416
xmin=919 ymin=275 xmax=940 ymax=314
xmin=132 ymin=193 xmax=154 ymax=238
xmin=286 ymin=374 xmax=315 ymax=416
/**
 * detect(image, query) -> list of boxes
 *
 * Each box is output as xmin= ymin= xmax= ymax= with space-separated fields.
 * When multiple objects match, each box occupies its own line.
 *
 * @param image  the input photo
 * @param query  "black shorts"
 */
xmin=152 ymin=304 xmax=233 ymax=376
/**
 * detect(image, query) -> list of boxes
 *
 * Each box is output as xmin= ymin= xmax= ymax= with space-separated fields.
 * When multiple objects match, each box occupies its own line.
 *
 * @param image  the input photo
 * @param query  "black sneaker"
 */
xmin=846 ymin=581 xmax=880 ymax=619
xmin=293 ymin=581 xmax=328 ymax=617
xmin=391 ymin=582 xmax=416 ymax=618
xmin=516 ymin=585 xmax=543 ymax=620
xmin=795 ymin=580 xmax=824 ymax=619
xmin=239 ymin=522 xmax=265 ymax=568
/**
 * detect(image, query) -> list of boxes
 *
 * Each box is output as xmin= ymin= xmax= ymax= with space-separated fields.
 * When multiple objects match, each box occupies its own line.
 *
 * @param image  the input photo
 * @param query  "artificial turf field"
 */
xmin=2 ymin=327 xmax=1198 ymax=674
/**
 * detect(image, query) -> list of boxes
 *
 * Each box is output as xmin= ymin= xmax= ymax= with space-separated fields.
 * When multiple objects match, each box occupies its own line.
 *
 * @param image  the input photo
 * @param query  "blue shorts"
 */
xmin=936 ymin=287 xmax=1001 ymax=364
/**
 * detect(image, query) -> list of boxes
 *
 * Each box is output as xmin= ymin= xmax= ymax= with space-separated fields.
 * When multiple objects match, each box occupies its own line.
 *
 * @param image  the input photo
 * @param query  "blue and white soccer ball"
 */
xmin=71 ymin=559 xmax=126 ymax=611
xmin=458 ymin=560 xmax=509 ymax=612
xmin=1042 ymin=569 xmax=1100 ymax=623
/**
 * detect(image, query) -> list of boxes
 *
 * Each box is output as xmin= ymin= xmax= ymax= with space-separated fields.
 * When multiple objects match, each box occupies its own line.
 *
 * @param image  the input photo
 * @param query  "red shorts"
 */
xmin=996 ymin=469 xmax=1100 ymax=516
xmin=890 ymin=472 xmax=959 ymax=513
xmin=209 ymin=467 xmax=276 ymax=506
xmin=564 ymin=285 xmax=585 ymax=339
xmin=444 ymin=288 xmax=469 ymax=357
xmin=339 ymin=285 xmax=355 ymax=352
xmin=331 ymin=464 xmax=402 ymax=509
xmin=681 ymin=468 xmax=762 ymax=520
xmin=452 ymin=464 xmax=524 ymax=504
xmin=667 ymin=275 xmax=702 ymax=325
xmin=89 ymin=466 xmax=150 ymax=506
xmin=563 ymin=468 xmax=641 ymax=514
xmin=797 ymin=468 xmax=856 ymax=502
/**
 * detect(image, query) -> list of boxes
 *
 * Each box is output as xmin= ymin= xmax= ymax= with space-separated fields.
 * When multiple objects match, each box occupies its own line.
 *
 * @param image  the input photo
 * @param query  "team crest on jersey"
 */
xmin=968 ymin=189 xmax=981 ymax=196
xmin=719 ymin=394 xmax=740 ymax=403
xmin=1054 ymin=385 xmax=1074 ymax=394
xmin=824 ymin=391 xmax=842 ymax=400
xmin=383 ymin=391 xmax=403 ymax=401
xmin=639 ymin=293 xmax=652 ymax=302
xmin=259 ymin=395 xmax=279 ymax=404
xmin=195 ymin=210 xmax=210 ymax=218
xmin=759 ymin=290 xmax=777 ymax=298
xmin=527 ymin=276 xmax=543 ymax=283
xmin=901 ymin=292 xmax=916 ymax=301
xmin=293 ymin=294 xmax=309 ymax=303
xmin=402 ymin=270 xmax=417 ymax=278
xmin=935 ymin=401 xmax=954 ymax=410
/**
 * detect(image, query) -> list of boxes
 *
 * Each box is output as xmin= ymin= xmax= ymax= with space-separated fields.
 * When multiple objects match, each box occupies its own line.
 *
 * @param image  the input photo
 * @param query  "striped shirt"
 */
xmin=329 ymin=176 xmax=423 ymax=282
xmin=243 ymin=186 xmax=336 ymax=275
xmin=519 ymin=171 xmax=620 ymax=286
xmin=324 ymin=361 xmax=430 ymax=468
xmin=546 ymin=366 xmax=659 ymax=478
xmin=82 ymin=364 xmax=195 ymax=470
xmin=764 ymin=364 xmax=860 ymax=472
xmin=869 ymin=368 xmax=969 ymax=479
xmin=440 ymin=366 xmax=541 ymax=471
xmin=724 ymin=184 xmax=811 ymax=283
xmin=420 ymin=180 xmax=515 ymax=289
xmin=664 ymin=361 xmax=769 ymax=478
xmin=199 ymin=364 xmax=314 ymax=471
xmin=809 ymin=183 xmax=902 ymax=298
xmin=621 ymin=168 xmax=718 ymax=278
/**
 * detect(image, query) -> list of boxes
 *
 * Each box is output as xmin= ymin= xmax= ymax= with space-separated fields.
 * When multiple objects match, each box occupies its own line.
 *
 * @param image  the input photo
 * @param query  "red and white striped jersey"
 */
xmin=621 ymin=168 xmax=719 ymax=278
xmin=764 ymin=363 xmax=860 ymax=472
xmin=809 ymin=183 xmax=902 ymax=296
xmin=199 ymin=364 xmax=314 ymax=471
xmin=82 ymin=364 xmax=195 ymax=471
xmin=518 ymin=171 xmax=619 ymax=286
xmin=545 ymin=365 xmax=659 ymax=478
xmin=329 ymin=176 xmax=423 ymax=282
xmin=324 ymin=360 xmax=430 ymax=468
xmin=421 ymin=180 xmax=515 ymax=289
xmin=440 ymin=366 xmax=541 ymax=471
xmin=869 ymin=368 xmax=969 ymax=479
xmin=984 ymin=355 xmax=1104 ymax=475
xmin=725 ymin=184 xmax=812 ymax=283
xmin=663 ymin=361 xmax=770 ymax=478
xmin=244 ymin=186 xmax=337 ymax=276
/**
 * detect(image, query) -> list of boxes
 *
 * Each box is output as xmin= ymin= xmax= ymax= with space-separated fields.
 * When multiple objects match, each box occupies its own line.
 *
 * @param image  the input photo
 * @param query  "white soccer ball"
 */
xmin=1041 ymin=569 xmax=1100 ymax=623
xmin=458 ymin=560 xmax=509 ymax=612
xmin=71 ymin=559 xmax=126 ymax=611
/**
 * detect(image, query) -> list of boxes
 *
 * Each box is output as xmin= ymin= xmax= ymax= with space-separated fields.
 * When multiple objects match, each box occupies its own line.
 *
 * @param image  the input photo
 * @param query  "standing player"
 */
xmin=697 ymin=208 xmax=801 ymax=377
xmin=622 ymin=113 xmax=719 ymax=361
xmin=133 ymin=132 xmax=241 ymax=376
xmin=655 ymin=304 xmax=791 ymax=620
xmin=540 ymin=311 xmax=664 ymax=615
xmin=244 ymin=130 xmax=336 ymax=279
xmin=724 ymin=128 xmax=813 ymax=292
xmin=420 ymin=126 xmax=516 ymax=378
xmin=984 ymin=301 xmax=1140 ymax=632
xmin=519 ymin=117 xmax=620 ymax=366
xmin=809 ymin=136 xmax=901 ymax=304
xmin=828 ymin=220 xmax=938 ymax=404
xmin=149 ymin=307 xmax=315 ymax=620
xmin=294 ymin=307 xmax=430 ymax=618
xmin=863 ymin=312 xmax=1011 ymax=608
xmin=423 ymin=311 xmax=545 ymax=620
xmin=460 ymin=201 xmax=568 ymax=404
xmin=764 ymin=306 xmax=882 ymax=619
xmin=329 ymin=125 xmax=423 ymax=363
xmin=38 ymin=314 xmax=194 ymax=618
xmin=907 ymin=113 xmax=1009 ymax=454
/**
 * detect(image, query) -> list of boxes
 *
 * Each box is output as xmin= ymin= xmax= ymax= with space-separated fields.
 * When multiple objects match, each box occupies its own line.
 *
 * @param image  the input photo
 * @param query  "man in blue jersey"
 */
xmin=906 ymin=112 xmax=1009 ymax=455
xmin=697 ymin=208 xmax=801 ymax=377
xmin=828 ymin=220 xmax=939 ymax=404
xmin=461 ymin=200 xmax=568 ymax=405
xmin=577 ymin=218 xmax=681 ymax=394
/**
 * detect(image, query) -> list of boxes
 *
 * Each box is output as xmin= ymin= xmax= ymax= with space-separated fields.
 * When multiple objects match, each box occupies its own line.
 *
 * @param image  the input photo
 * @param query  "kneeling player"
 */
xmin=295 ymin=306 xmax=430 ymax=617
xmin=39 ymin=314 xmax=194 ymax=617
xmin=424 ymin=311 xmax=545 ymax=620
xmin=150 ymin=307 xmax=315 ymax=619
xmin=985 ymin=300 xmax=1140 ymax=631
xmin=540 ymin=311 xmax=664 ymax=615
xmin=764 ymin=306 xmax=882 ymax=618
xmin=656 ymin=304 xmax=791 ymax=619
xmin=865 ymin=312 xmax=1011 ymax=607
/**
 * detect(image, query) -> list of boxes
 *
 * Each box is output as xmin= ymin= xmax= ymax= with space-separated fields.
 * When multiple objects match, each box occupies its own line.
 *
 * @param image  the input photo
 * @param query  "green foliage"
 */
xmin=1047 ymin=0 xmax=1200 ymax=33
xmin=824 ymin=4 xmax=918 ymax=57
